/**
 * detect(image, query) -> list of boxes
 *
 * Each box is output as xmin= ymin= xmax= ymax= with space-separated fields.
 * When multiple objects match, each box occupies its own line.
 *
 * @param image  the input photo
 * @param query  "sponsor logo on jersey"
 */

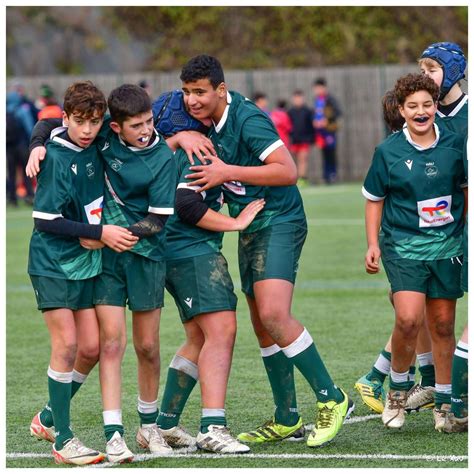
xmin=86 ymin=162 xmax=95 ymax=179
xmin=425 ymin=162 xmax=438 ymax=178
xmin=71 ymin=163 xmax=77 ymax=175
xmin=404 ymin=160 xmax=413 ymax=170
xmin=184 ymin=297 xmax=193 ymax=308
xmin=223 ymin=180 xmax=246 ymax=195
xmin=110 ymin=158 xmax=123 ymax=172
xmin=84 ymin=196 xmax=103 ymax=224
xmin=417 ymin=195 xmax=454 ymax=227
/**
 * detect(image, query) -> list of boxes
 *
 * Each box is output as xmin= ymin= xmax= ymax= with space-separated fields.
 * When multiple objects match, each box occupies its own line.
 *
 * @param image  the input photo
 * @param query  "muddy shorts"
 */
xmin=238 ymin=220 xmax=307 ymax=298
xmin=165 ymin=252 xmax=237 ymax=322
xmin=94 ymin=247 xmax=165 ymax=311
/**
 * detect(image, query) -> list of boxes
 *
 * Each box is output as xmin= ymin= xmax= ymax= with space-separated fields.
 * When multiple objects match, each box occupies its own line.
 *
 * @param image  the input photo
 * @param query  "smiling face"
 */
xmin=398 ymin=90 xmax=437 ymax=136
xmin=110 ymin=111 xmax=154 ymax=149
xmin=182 ymin=78 xmax=227 ymax=123
xmin=63 ymin=110 xmax=103 ymax=148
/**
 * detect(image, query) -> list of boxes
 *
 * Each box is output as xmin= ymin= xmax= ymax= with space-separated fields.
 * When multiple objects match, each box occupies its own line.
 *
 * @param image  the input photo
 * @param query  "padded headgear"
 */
xmin=421 ymin=42 xmax=467 ymax=99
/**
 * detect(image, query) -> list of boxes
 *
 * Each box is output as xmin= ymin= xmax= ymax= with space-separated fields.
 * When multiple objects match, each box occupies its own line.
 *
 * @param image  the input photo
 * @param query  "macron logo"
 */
xmin=319 ymin=389 xmax=328 ymax=396
xmin=184 ymin=297 xmax=193 ymax=308
xmin=405 ymin=160 xmax=413 ymax=170
xmin=102 ymin=142 xmax=110 ymax=151
xmin=71 ymin=164 xmax=77 ymax=175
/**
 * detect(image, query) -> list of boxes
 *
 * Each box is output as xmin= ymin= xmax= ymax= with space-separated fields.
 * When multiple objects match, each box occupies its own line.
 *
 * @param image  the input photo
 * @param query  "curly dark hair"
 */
xmin=394 ymin=73 xmax=439 ymax=106
xmin=382 ymin=89 xmax=405 ymax=132
xmin=180 ymin=54 xmax=225 ymax=89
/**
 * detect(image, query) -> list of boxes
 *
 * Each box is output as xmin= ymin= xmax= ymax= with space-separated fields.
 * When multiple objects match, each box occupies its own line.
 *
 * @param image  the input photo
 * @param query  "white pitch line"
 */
xmin=6 ymin=452 xmax=468 ymax=466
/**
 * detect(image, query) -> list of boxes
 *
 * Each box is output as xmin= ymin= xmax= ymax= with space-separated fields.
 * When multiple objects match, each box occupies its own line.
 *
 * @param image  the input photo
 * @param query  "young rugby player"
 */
xmin=156 ymin=152 xmax=264 ymax=454
xmin=26 ymin=84 xmax=177 ymax=462
xmin=355 ymin=42 xmax=468 ymax=416
xmin=90 ymin=84 xmax=177 ymax=462
xmin=363 ymin=73 xmax=466 ymax=430
xmin=28 ymin=81 xmax=138 ymax=465
xmin=178 ymin=54 xmax=353 ymax=448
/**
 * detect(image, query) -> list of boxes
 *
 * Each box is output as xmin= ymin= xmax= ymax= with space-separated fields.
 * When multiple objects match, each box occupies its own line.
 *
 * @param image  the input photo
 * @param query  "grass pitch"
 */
xmin=6 ymin=183 xmax=468 ymax=468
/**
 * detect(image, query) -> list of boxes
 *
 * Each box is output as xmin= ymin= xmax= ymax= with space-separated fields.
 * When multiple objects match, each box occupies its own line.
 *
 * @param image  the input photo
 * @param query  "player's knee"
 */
xmin=431 ymin=317 xmax=455 ymax=339
xmin=395 ymin=314 xmax=421 ymax=338
xmin=56 ymin=341 xmax=78 ymax=367
xmin=77 ymin=340 xmax=99 ymax=366
xmin=101 ymin=336 xmax=126 ymax=359
xmin=134 ymin=339 xmax=159 ymax=361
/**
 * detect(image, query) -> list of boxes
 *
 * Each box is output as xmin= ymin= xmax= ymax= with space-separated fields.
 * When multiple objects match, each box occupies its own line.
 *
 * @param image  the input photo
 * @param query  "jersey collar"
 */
xmin=436 ymin=94 xmax=468 ymax=118
xmin=213 ymin=91 xmax=232 ymax=133
xmin=402 ymin=122 xmax=440 ymax=151
xmin=51 ymin=127 xmax=84 ymax=152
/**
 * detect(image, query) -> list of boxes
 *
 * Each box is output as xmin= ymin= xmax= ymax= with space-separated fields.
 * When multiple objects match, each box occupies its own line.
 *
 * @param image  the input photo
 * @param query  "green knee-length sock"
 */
xmin=156 ymin=355 xmax=198 ymax=430
xmin=451 ymin=341 xmax=468 ymax=418
xmin=282 ymin=329 xmax=343 ymax=404
xmin=261 ymin=345 xmax=299 ymax=426
xmin=48 ymin=368 xmax=73 ymax=450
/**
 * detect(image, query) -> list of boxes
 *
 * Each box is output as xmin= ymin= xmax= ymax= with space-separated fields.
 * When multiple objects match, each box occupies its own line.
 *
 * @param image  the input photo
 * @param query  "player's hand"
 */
xmin=186 ymin=154 xmax=230 ymax=192
xmin=365 ymin=245 xmax=381 ymax=274
xmin=100 ymin=225 xmax=139 ymax=252
xmin=174 ymin=131 xmax=216 ymax=164
xmin=79 ymin=238 xmax=105 ymax=250
xmin=234 ymin=199 xmax=265 ymax=230
xmin=26 ymin=146 xmax=46 ymax=178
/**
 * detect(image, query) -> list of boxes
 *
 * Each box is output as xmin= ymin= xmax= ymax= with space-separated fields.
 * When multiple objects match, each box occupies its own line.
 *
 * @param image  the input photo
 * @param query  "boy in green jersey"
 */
xmin=363 ymin=73 xmax=466 ymax=430
xmin=355 ymin=42 xmax=468 ymax=416
xmin=27 ymin=81 xmax=137 ymax=465
xmin=178 ymin=55 xmax=353 ymax=448
xmin=90 ymin=85 xmax=177 ymax=462
xmin=157 ymin=151 xmax=264 ymax=453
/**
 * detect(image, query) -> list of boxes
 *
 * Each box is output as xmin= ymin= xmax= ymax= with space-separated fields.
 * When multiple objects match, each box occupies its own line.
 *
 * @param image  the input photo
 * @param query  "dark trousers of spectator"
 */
xmin=322 ymin=147 xmax=337 ymax=184
xmin=7 ymin=142 xmax=34 ymax=204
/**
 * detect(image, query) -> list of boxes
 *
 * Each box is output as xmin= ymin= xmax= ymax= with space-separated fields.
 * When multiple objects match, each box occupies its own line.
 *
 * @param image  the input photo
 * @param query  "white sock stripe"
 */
xmin=416 ymin=352 xmax=434 ymax=367
xmin=454 ymin=348 xmax=469 ymax=359
xmin=260 ymin=344 xmax=281 ymax=357
xmin=72 ymin=369 xmax=87 ymax=384
xmin=281 ymin=328 xmax=313 ymax=358
xmin=435 ymin=383 xmax=452 ymax=394
xmin=103 ymin=409 xmax=122 ymax=426
xmin=390 ymin=369 xmax=409 ymax=383
xmin=47 ymin=366 xmax=73 ymax=384
xmin=457 ymin=341 xmax=469 ymax=351
xmin=202 ymin=408 xmax=225 ymax=418
xmin=374 ymin=354 xmax=391 ymax=374
xmin=408 ymin=373 xmax=415 ymax=381
xmin=170 ymin=355 xmax=199 ymax=380
xmin=137 ymin=397 xmax=158 ymax=414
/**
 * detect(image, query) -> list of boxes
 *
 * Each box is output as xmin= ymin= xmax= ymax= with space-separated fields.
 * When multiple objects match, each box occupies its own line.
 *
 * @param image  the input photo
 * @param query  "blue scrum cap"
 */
xmin=421 ymin=42 xmax=467 ymax=99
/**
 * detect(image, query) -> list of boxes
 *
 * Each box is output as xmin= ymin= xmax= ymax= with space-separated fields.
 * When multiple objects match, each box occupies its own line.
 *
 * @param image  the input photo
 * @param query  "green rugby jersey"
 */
xmin=209 ymin=91 xmax=306 ymax=232
xmin=99 ymin=128 xmax=176 ymax=262
xmin=165 ymin=150 xmax=225 ymax=259
xmin=28 ymin=128 xmax=103 ymax=280
xmin=363 ymin=124 xmax=467 ymax=261
xmin=435 ymin=95 xmax=468 ymax=138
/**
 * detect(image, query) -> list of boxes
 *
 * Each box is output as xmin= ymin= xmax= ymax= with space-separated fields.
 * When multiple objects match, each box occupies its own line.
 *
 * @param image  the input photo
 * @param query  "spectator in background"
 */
xmin=287 ymin=90 xmax=314 ymax=184
xmin=12 ymin=82 xmax=39 ymax=126
xmin=253 ymin=92 xmax=270 ymax=116
xmin=139 ymin=79 xmax=152 ymax=96
xmin=313 ymin=78 xmax=342 ymax=184
xmin=6 ymin=91 xmax=35 ymax=205
xmin=270 ymin=100 xmax=292 ymax=149
xmin=37 ymin=84 xmax=63 ymax=120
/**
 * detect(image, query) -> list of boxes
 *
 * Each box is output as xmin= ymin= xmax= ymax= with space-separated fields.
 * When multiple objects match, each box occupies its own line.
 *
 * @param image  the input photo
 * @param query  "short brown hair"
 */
xmin=394 ymin=73 xmax=439 ymax=106
xmin=63 ymin=81 xmax=107 ymax=119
